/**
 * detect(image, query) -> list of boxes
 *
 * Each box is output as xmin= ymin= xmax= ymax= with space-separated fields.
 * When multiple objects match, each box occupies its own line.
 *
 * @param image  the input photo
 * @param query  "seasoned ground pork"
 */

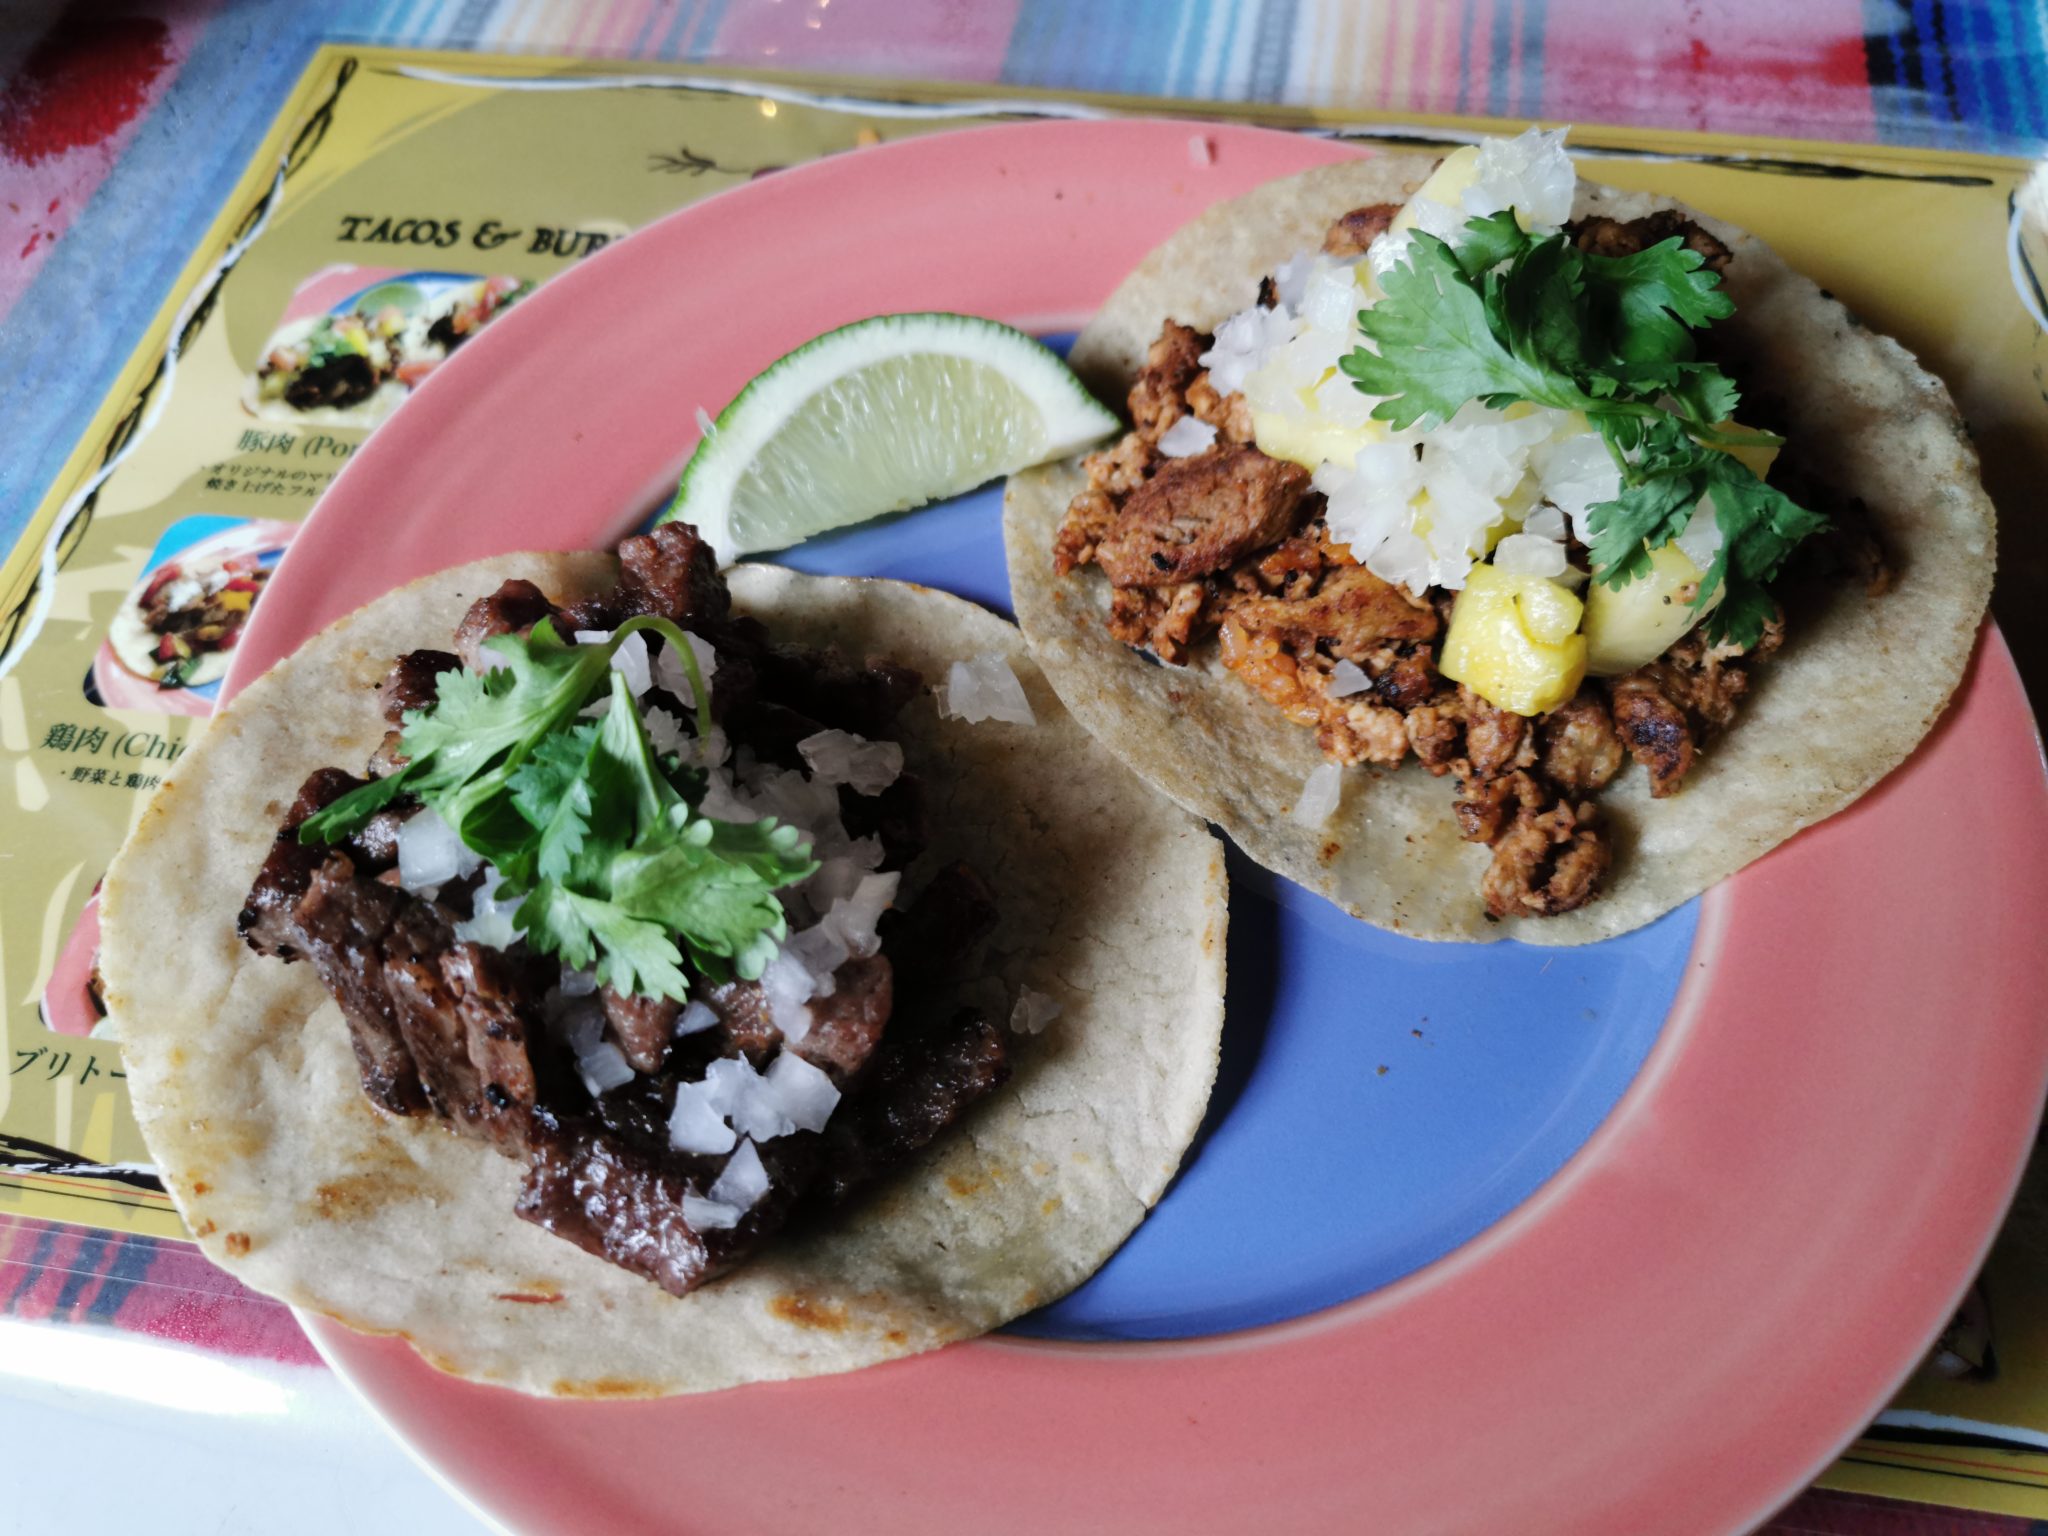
xmin=1051 ymin=204 xmax=1843 ymax=919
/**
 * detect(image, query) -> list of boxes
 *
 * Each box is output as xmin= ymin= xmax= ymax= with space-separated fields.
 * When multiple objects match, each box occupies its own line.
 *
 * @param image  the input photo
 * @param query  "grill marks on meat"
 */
xmin=1322 ymin=202 xmax=1400 ymax=257
xmin=245 ymin=540 xmax=1017 ymax=1295
xmin=1091 ymin=445 xmax=1313 ymax=590
xmin=1605 ymin=625 xmax=1777 ymax=797
xmin=1570 ymin=210 xmax=1732 ymax=274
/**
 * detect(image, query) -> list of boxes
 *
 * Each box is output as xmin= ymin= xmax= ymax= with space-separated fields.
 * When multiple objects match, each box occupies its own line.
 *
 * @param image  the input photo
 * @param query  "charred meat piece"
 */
xmin=1093 ymin=446 xmax=1313 ymax=589
xmin=454 ymin=579 xmax=556 ymax=671
xmin=1220 ymin=562 xmax=1440 ymax=660
xmin=1480 ymin=798 xmax=1609 ymax=919
xmin=1570 ymin=210 xmax=1732 ymax=274
xmin=1322 ymin=202 xmax=1400 ymax=257
xmin=378 ymin=649 xmax=460 ymax=723
xmin=809 ymin=1010 xmax=1011 ymax=1207
xmin=601 ymin=987 xmax=682 ymax=1076
xmin=1127 ymin=320 xmax=1209 ymax=446
xmin=382 ymin=902 xmax=490 ymax=1133
xmin=788 ymin=954 xmax=894 ymax=1084
xmin=1107 ymin=581 xmax=1212 ymax=664
xmin=877 ymin=862 xmax=999 ymax=1023
xmin=838 ymin=773 xmax=926 ymax=871
xmin=515 ymin=1111 xmax=815 ymax=1298
xmin=1539 ymin=689 xmax=1625 ymax=793
xmin=618 ymin=522 xmax=730 ymax=628
xmin=284 ymin=353 xmax=378 ymax=411
xmin=1608 ymin=672 xmax=1694 ymax=797
xmin=751 ymin=647 xmax=923 ymax=739
xmin=444 ymin=942 xmax=549 ymax=1152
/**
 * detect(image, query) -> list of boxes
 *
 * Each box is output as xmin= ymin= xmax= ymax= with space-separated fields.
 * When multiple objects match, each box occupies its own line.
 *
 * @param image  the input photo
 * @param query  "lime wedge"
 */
xmin=662 ymin=312 xmax=1119 ymax=559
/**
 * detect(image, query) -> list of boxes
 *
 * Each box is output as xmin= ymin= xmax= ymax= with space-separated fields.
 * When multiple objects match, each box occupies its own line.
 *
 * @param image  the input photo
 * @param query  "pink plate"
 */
xmin=229 ymin=121 xmax=2048 ymax=1535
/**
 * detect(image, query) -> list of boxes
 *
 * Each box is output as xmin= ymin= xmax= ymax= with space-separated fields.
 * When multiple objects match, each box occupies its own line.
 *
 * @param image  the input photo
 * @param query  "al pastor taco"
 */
xmin=100 ymin=522 xmax=1225 ymax=1396
xmin=1004 ymin=131 xmax=1995 ymax=943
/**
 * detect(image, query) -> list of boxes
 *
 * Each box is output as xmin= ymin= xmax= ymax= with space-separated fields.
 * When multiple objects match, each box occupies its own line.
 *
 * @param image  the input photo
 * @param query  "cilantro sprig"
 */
xmin=1339 ymin=211 xmax=1826 ymax=647
xmin=299 ymin=618 xmax=815 ymax=1001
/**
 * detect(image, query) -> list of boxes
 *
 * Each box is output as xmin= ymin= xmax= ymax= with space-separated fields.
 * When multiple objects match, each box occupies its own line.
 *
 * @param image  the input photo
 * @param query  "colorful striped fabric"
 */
xmin=3 ymin=0 xmax=2046 ymax=553
xmin=5 ymin=5 xmax=2047 ymax=1531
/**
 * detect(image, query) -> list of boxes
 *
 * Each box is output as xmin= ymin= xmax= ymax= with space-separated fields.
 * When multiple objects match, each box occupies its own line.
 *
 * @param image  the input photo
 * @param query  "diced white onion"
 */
xmin=1328 ymin=659 xmax=1371 ymax=698
xmin=1493 ymin=532 xmax=1569 ymax=579
xmin=1291 ymin=762 xmax=1344 ymax=828
xmin=557 ymin=967 xmax=599 ymax=998
xmin=651 ymin=630 xmax=718 ymax=707
xmin=668 ymin=1075 xmax=739 ymax=1154
xmin=577 ymin=1040 xmax=636 ymax=1097
xmin=1187 ymin=133 xmax=1214 ymax=167
xmin=694 ymin=406 xmax=717 ymax=438
xmin=1198 ymin=302 xmax=1295 ymax=397
xmin=797 ymin=729 xmax=903 ymax=795
xmin=762 ymin=1050 xmax=840 ymax=1133
xmin=709 ymin=1138 xmax=770 ymax=1211
xmin=1009 ymin=988 xmax=1062 ymax=1037
xmin=786 ymin=924 xmax=851 ymax=993
xmin=937 ymin=654 xmax=1035 ymax=726
xmin=574 ymin=629 xmax=652 ymax=697
xmin=395 ymin=807 xmax=483 ymax=893
xmin=682 ymin=1192 xmax=742 ymax=1230
xmin=643 ymin=705 xmax=689 ymax=756
xmin=1674 ymin=494 xmax=1724 ymax=570
xmin=675 ymin=1000 xmax=719 ymax=1038
xmin=760 ymin=950 xmax=817 ymax=1042
xmin=1157 ymin=416 xmax=1217 ymax=458
xmin=452 ymin=864 xmax=524 ymax=949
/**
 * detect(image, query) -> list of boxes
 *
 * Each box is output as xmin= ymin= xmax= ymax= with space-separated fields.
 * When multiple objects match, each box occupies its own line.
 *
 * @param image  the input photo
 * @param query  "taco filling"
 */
xmin=116 ymin=552 xmax=273 ymax=688
xmin=240 ymin=521 xmax=1016 ymax=1298
xmin=252 ymin=274 xmax=532 ymax=415
xmin=1050 ymin=130 xmax=1890 ymax=919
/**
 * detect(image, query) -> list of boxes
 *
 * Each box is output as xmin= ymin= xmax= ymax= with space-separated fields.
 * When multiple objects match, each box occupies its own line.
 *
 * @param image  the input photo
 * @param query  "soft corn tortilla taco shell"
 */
xmin=101 ymin=554 xmax=1226 ymax=1396
xmin=1005 ymin=155 xmax=1996 ymax=944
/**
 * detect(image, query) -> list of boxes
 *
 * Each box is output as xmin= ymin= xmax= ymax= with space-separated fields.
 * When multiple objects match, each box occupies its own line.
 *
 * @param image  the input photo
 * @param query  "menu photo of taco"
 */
xmin=99 ymin=519 xmax=1226 ymax=1397
xmin=94 ymin=516 xmax=297 ymax=716
xmin=1003 ymin=129 xmax=1995 ymax=943
xmin=242 ymin=267 xmax=534 ymax=427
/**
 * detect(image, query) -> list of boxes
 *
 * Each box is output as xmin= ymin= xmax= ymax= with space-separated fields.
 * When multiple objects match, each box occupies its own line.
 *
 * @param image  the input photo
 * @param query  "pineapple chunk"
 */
xmin=1583 ymin=534 xmax=1722 ymax=677
xmin=1440 ymin=563 xmax=1587 ymax=717
xmin=1251 ymin=404 xmax=1387 ymax=472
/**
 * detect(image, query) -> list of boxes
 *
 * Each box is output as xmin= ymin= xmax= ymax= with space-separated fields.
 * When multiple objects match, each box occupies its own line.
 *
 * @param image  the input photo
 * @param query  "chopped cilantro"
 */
xmin=298 ymin=617 xmax=815 ymax=1001
xmin=1340 ymin=213 xmax=1825 ymax=647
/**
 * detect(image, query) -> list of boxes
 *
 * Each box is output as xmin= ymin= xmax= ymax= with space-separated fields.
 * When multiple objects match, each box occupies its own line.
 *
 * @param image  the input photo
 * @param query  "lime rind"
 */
xmin=663 ymin=312 xmax=1119 ymax=559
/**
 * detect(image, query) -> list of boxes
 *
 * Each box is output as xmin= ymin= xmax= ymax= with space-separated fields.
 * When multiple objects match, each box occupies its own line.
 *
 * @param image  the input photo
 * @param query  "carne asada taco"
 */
xmin=100 ymin=524 xmax=1226 ymax=1396
xmin=1004 ymin=131 xmax=1995 ymax=943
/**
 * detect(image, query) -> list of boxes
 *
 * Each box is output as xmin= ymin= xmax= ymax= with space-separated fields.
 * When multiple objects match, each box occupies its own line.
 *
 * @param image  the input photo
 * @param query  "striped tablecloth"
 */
xmin=4 ymin=5 xmax=2044 ymax=1533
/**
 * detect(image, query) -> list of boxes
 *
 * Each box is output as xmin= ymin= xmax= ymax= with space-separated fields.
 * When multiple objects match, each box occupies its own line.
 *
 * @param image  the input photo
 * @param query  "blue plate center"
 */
xmin=753 ymin=334 xmax=1692 ymax=1342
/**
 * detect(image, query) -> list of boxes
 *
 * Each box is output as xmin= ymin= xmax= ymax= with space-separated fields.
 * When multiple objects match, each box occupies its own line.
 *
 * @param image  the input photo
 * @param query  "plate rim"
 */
xmin=239 ymin=116 xmax=2048 ymax=1536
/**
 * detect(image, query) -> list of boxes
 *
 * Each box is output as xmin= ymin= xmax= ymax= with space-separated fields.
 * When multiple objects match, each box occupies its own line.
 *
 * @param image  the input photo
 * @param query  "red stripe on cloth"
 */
xmin=710 ymin=0 xmax=1024 ymax=85
xmin=1537 ymin=0 xmax=1878 ymax=143
xmin=0 ymin=1217 xmax=321 ymax=1367
xmin=1760 ymin=1486 xmax=2040 ymax=1535
xmin=0 ymin=0 xmax=212 ymax=323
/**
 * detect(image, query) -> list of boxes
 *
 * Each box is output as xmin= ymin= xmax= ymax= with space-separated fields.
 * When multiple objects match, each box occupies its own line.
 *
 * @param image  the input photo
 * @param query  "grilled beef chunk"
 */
xmin=601 ymin=987 xmax=682 ymax=1076
xmin=1569 ymin=210 xmax=1732 ymax=274
xmin=515 ymin=1111 xmax=821 ymax=1297
xmin=1092 ymin=445 xmax=1313 ymax=589
xmin=285 ymin=354 xmax=377 ymax=411
xmin=455 ymin=580 xmax=555 ymax=670
xmin=379 ymin=650 xmax=460 ymax=723
xmin=810 ymin=1011 xmax=1011 ymax=1207
xmin=244 ymin=536 xmax=1013 ymax=1297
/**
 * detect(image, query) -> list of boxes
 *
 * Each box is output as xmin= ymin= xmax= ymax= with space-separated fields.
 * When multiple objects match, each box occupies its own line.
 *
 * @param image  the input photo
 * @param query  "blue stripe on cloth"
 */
xmin=1247 ymin=0 xmax=1296 ymax=101
xmin=83 ymin=1231 xmax=159 ymax=1325
xmin=1519 ymin=0 xmax=1547 ymax=121
xmin=0 ymin=1 xmax=325 ymax=555
xmin=49 ymin=1229 xmax=110 ymax=1314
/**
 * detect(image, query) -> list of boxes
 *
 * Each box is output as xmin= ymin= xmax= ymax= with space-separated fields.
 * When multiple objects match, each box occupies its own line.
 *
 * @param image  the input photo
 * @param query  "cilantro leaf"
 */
xmin=514 ymin=880 xmax=692 ymax=1003
xmin=1342 ymin=231 xmax=1601 ymax=428
xmin=609 ymin=805 xmax=815 ymax=983
xmin=507 ymin=723 xmax=597 ymax=882
xmin=1584 ymin=237 xmax=1734 ymax=371
xmin=1337 ymin=206 xmax=1823 ymax=651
